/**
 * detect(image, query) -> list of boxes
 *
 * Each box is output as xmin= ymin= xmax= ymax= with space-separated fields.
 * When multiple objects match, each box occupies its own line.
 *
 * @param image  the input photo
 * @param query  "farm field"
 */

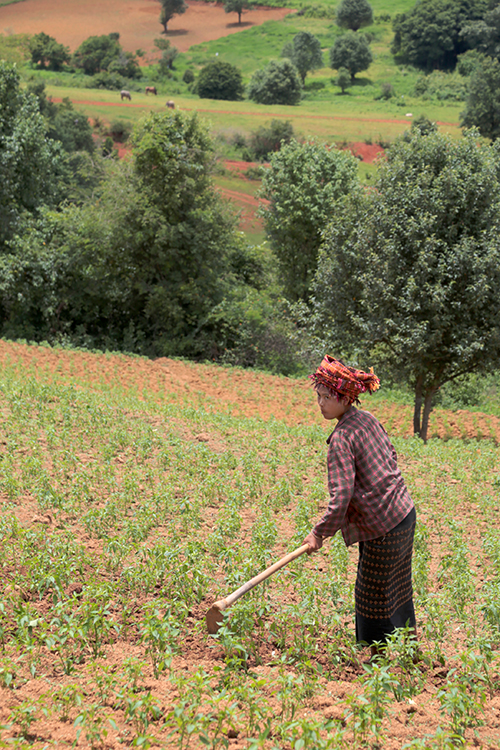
xmin=0 ymin=339 xmax=499 ymax=748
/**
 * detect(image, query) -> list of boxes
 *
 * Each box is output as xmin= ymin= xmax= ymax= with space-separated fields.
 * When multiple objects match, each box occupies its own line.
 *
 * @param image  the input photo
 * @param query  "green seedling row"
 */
xmin=0 ymin=340 xmax=499 ymax=748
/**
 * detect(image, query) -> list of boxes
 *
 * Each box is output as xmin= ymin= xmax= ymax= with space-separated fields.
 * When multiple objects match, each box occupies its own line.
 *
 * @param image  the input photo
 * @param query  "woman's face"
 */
xmin=315 ymin=385 xmax=349 ymax=421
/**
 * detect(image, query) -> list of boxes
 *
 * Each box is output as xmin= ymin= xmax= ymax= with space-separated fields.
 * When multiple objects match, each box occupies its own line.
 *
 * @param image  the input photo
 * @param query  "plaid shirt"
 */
xmin=313 ymin=407 xmax=414 ymax=547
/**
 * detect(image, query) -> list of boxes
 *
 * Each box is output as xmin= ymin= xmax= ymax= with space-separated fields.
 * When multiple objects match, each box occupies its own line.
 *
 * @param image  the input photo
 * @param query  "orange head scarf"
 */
xmin=310 ymin=355 xmax=380 ymax=404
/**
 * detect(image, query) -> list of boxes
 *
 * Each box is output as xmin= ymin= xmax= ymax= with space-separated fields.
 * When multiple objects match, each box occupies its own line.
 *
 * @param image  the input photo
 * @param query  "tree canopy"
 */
xmin=259 ymin=139 xmax=358 ymax=302
xmin=223 ymin=0 xmax=253 ymax=25
xmin=248 ymin=59 xmax=302 ymax=105
xmin=391 ymin=0 xmax=488 ymax=71
xmin=195 ymin=60 xmax=245 ymax=101
xmin=329 ymin=31 xmax=373 ymax=79
xmin=0 ymin=62 xmax=65 ymax=250
xmin=336 ymin=0 xmax=373 ymax=32
xmin=310 ymin=128 xmax=500 ymax=441
xmin=158 ymin=0 xmax=187 ymax=33
xmin=281 ymin=31 xmax=323 ymax=84
xmin=460 ymin=56 xmax=500 ymax=139
xmin=72 ymin=34 xmax=140 ymax=77
xmin=28 ymin=32 xmax=70 ymax=70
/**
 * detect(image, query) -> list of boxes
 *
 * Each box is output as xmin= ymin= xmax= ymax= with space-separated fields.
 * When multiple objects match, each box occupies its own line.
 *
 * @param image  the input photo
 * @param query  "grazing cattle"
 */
xmin=120 ymin=90 xmax=131 ymax=101
xmin=145 ymin=86 xmax=157 ymax=95
xmin=166 ymin=100 xmax=175 ymax=109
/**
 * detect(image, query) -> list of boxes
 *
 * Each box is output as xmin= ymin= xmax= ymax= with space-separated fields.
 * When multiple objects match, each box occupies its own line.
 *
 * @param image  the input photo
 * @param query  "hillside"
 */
xmin=0 ymin=340 xmax=499 ymax=748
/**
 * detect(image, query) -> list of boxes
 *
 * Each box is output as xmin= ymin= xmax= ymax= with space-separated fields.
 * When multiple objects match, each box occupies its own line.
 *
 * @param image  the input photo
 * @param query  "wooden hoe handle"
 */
xmin=205 ymin=543 xmax=309 ymax=634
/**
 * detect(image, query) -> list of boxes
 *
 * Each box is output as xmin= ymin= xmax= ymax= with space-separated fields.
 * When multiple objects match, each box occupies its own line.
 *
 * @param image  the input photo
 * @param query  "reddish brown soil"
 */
xmin=0 ymin=340 xmax=500 ymax=748
xmin=0 ymin=0 xmax=292 ymax=55
xmin=348 ymin=141 xmax=385 ymax=163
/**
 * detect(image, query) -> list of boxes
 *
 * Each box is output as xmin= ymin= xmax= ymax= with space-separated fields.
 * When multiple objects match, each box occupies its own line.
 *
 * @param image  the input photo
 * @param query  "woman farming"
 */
xmin=303 ymin=355 xmax=416 ymax=655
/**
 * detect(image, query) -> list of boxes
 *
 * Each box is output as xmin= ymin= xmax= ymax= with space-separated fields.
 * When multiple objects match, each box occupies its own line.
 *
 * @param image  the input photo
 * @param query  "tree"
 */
xmin=329 ymin=32 xmax=373 ymax=80
xmin=259 ymin=139 xmax=358 ymax=301
xmin=154 ymin=38 xmax=179 ymax=75
xmin=195 ymin=60 xmax=244 ymax=101
xmin=158 ymin=0 xmax=187 ymax=33
xmin=27 ymin=82 xmax=94 ymax=153
xmin=335 ymin=66 xmax=351 ymax=93
xmin=224 ymin=0 xmax=252 ymax=25
xmin=281 ymin=31 xmax=323 ymax=84
xmin=310 ymin=128 xmax=500 ymax=441
xmin=336 ymin=0 xmax=373 ymax=32
xmin=248 ymin=59 xmax=302 ymax=105
xmin=391 ymin=0 xmax=487 ymax=71
xmin=73 ymin=34 xmax=122 ymax=75
xmin=460 ymin=4 xmax=500 ymax=59
xmin=0 ymin=62 xmax=65 ymax=250
xmin=460 ymin=56 xmax=500 ymax=139
xmin=28 ymin=32 xmax=70 ymax=70
xmin=249 ymin=119 xmax=295 ymax=160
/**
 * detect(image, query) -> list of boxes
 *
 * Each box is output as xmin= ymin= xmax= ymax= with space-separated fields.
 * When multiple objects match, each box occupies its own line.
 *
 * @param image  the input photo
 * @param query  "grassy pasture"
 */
xmin=0 ymin=340 xmax=499 ymax=748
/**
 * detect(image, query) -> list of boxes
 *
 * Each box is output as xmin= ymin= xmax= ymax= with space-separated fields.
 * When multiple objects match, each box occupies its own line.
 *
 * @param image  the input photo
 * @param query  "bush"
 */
xmin=413 ymin=71 xmax=467 ymax=101
xmin=182 ymin=68 xmax=195 ymax=84
xmin=457 ymin=49 xmax=486 ymax=77
xmin=375 ymin=81 xmax=395 ymax=100
xmin=250 ymin=120 xmax=296 ymax=161
xmin=85 ymin=71 xmax=125 ymax=90
xmin=108 ymin=120 xmax=132 ymax=142
xmin=248 ymin=59 xmax=302 ymax=105
xmin=195 ymin=60 xmax=244 ymax=101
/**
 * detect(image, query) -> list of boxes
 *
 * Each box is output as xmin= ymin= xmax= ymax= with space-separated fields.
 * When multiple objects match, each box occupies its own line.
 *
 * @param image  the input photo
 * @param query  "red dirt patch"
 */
xmin=348 ymin=141 xmax=385 ymax=163
xmin=0 ymin=0 xmax=293 ymax=55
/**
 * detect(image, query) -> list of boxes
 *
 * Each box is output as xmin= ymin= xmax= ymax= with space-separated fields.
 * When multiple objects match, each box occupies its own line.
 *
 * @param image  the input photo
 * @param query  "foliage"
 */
xmin=158 ymin=0 xmax=187 ymax=33
xmin=335 ymin=66 xmax=351 ymax=93
xmin=0 ymin=62 xmax=65 ymax=251
xmin=248 ymin=59 xmax=302 ymax=105
xmin=336 ymin=0 xmax=374 ymax=32
xmin=195 ymin=60 xmax=245 ymax=101
xmin=460 ymin=4 xmax=500 ymax=59
xmin=73 ymin=34 xmax=140 ymax=78
xmin=154 ymin=37 xmax=179 ymax=76
xmin=249 ymin=119 xmax=295 ymax=160
xmin=310 ymin=128 xmax=500 ymax=440
xmin=224 ymin=0 xmax=253 ymax=24
xmin=391 ymin=0 xmax=488 ymax=71
xmin=460 ymin=56 xmax=500 ymax=139
xmin=329 ymin=31 xmax=373 ymax=79
xmin=375 ymin=81 xmax=395 ymax=99
xmin=259 ymin=139 xmax=358 ymax=301
xmin=28 ymin=32 xmax=70 ymax=71
xmin=281 ymin=31 xmax=323 ymax=84
xmin=413 ymin=71 xmax=468 ymax=101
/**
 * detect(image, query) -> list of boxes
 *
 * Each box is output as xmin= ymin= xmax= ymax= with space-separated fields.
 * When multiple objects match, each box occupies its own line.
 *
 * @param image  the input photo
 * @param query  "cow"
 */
xmin=120 ymin=90 xmax=132 ymax=101
xmin=166 ymin=100 xmax=175 ymax=109
xmin=145 ymin=86 xmax=157 ymax=95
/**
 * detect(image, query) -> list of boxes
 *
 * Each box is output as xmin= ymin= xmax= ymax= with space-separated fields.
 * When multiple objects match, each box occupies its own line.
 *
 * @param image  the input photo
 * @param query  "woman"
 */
xmin=303 ymin=355 xmax=416 ymax=655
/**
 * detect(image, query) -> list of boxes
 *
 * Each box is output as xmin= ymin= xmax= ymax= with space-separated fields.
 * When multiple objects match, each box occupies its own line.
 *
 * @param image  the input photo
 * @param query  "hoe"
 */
xmin=206 ymin=543 xmax=309 ymax=634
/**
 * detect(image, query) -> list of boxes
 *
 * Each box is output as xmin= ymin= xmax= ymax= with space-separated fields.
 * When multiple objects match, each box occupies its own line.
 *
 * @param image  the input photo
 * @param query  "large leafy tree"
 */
xmin=0 ymin=62 xmax=64 ymax=250
xmin=281 ymin=31 xmax=323 ymax=85
xmin=391 ymin=0 xmax=488 ymax=71
xmin=461 ymin=56 xmax=500 ymax=139
xmin=158 ymin=0 xmax=187 ymax=33
xmin=195 ymin=60 xmax=244 ymax=101
xmin=73 ymin=34 xmax=122 ymax=75
xmin=336 ymin=0 xmax=373 ymax=32
xmin=29 ymin=32 xmax=70 ymax=70
xmin=461 ymin=4 xmax=500 ymax=58
xmin=259 ymin=140 xmax=358 ymax=302
xmin=224 ymin=0 xmax=252 ymax=25
xmin=310 ymin=129 xmax=500 ymax=441
xmin=248 ymin=59 xmax=302 ymax=105
xmin=329 ymin=32 xmax=372 ymax=80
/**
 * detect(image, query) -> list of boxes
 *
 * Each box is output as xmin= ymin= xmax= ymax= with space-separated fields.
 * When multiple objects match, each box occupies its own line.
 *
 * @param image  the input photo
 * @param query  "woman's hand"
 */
xmin=303 ymin=531 xmax=323 ymax=555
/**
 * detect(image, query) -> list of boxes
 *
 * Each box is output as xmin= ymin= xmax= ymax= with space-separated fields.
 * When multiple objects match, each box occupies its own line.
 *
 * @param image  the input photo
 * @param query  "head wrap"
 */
xmin=310 ymin=355 xmax=380 ymax=404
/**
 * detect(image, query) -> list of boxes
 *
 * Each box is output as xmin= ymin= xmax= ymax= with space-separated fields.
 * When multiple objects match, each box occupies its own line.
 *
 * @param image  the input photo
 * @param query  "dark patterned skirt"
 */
xmin=355 ymin=507 xmax=416 ymax=646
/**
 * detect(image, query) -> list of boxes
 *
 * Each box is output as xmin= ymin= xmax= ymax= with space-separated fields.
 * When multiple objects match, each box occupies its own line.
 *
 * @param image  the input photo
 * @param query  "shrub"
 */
xmin=375 ymin=81 xmax=395 ymax=100
xmin=248 ymin=59 xmax=302 ymax=105
xmin=182 ymin=68 xmax=195 ymax=84
xmin=250 ymin=120 xmax=296 ymax=161
xmin=108 ymin=120 xmax=132 ymax=142
xmin=195 ymin=60 xmax=244 ymax=101
xmin=413 ymin=70 xmax=467 ymax=101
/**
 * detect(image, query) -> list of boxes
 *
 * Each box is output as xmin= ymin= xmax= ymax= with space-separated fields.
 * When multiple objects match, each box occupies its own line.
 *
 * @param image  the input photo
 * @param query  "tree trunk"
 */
xmin=413 ymin=377 xmax=423 ymax=436
xmin=420 ymin=389 xmax=436 ymax=443
xmin=238 ymin=10 xmax=242 ymax=23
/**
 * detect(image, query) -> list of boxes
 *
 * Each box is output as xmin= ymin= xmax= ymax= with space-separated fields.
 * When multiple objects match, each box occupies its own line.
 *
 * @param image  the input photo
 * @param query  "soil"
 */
xmin=0 ymin=340 xmax=500 ymax=748
xmin=0 ymin=0 xmax=293 ymax=56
